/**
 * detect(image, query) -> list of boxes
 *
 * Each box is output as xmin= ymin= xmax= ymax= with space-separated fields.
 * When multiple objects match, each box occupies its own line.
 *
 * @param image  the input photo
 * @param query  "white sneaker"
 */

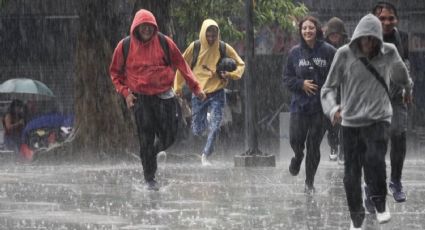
xmin=201 ymin=154 xmax=212 ymax=166
xmin=350 ymin=221 xmax=362 ymax=230
xmin=376 ymin=209 xmax=391 ymax=224
xmin=329 ymin=148 xmax=338 ymax=161
xmin=157 ymin=151 xmax=167 ymax=163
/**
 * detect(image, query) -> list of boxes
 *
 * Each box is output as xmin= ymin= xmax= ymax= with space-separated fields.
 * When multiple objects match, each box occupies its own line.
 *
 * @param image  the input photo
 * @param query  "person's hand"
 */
xmin=175 ymin=91 xmax=184 ymax=98
xmin=219 ymin=71 xmax=230 ymax=79
xmin=196 ymin=90 xmax=207 ymax=101
xmin=404 ymin=93 xmax=413 ymax=105
xmin=17 ymin=119 xmax=25 ymax=126
xmin=303 ymin=80 xmax=318 ymax=96
xmin=333 ymin=109 xmax=342 ymax=126
xmin=125 ymin=93 xmax=137 ymax=109
xmin=219 ymin=71 xmax=230 ymax=84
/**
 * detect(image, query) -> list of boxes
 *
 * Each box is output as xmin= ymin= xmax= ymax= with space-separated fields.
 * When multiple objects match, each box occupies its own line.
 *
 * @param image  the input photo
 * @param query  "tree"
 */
xmin=0 ymin=0 xmax=8 ymax=8
xmin=37 ymin=0 xmax=172 ymax=162
xmin=171 ymin=0 xmax=307 ymax=46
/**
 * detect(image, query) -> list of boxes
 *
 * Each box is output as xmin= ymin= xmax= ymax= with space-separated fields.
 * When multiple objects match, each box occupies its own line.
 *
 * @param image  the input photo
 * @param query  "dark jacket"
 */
xmin=384 ymin=29 xmax=409 ymax=61
xmin=384 ymin=28 xmax=410 ymax=104
xmin=284 ymin=40 xmax=336 ymax=114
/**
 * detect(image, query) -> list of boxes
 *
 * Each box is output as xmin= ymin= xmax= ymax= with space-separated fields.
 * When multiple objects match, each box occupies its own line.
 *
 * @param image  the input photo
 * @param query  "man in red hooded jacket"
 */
xmin=110 ymin=9 xmax=206 ymax=191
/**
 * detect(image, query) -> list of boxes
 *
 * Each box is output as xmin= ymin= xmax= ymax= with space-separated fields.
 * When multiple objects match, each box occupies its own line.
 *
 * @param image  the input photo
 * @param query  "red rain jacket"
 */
xmin=110 ymin=9 xmax=201 ymax=98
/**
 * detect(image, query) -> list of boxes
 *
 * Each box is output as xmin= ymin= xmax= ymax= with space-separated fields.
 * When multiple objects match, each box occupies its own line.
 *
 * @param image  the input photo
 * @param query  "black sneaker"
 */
xmin=389 ymin=180 xmax=406 ymax=203
xmin=304 ymin=183 xmax=315 ymax=195
xmin=145 ymin=180 xmax=160 ymax=191
xmin=364 ymin=185 xmax=376 ymax=214
xmin=289 ymin=157 xmax=302 ymax=176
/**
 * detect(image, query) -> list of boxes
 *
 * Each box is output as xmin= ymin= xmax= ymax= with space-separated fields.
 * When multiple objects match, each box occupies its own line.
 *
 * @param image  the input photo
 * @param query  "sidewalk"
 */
xmin=0 ymin=158 xmax=423 ymax=229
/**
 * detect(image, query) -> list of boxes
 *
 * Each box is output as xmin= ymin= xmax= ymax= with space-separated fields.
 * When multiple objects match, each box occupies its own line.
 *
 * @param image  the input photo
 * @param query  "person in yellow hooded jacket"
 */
xmin=174 ymin=19 xmax=245 ymax=166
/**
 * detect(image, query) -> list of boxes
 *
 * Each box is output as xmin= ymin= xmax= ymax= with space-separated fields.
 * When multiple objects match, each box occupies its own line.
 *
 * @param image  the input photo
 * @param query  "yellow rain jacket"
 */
xmin=174 ymin=19 xmax=245 ymax=94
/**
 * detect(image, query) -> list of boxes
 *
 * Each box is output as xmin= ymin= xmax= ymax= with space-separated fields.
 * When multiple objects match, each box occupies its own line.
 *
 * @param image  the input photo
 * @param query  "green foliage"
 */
xmin=0 ymin=0 xmax=9 ymax=8
xmin=253 ymin=0 xmax=308 ymax=32
xmin=171 ymin=0 xmax=307 ymax=44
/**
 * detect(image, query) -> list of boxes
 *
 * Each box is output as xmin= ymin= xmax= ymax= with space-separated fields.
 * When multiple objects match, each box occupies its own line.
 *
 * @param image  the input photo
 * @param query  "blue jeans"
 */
xmin=192 ymin=89 xmax=225 ymax=156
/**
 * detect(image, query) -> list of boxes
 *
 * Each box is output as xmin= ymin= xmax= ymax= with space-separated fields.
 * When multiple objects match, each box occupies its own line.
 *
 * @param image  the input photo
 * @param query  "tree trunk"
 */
xmin=37 ymin=0 xmax=171 ymax=162
xmin=243 ymin=0 xmax=262 ymax=155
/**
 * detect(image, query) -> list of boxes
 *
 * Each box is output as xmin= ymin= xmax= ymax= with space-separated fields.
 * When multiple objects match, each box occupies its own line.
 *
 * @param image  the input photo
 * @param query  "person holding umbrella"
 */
xmin=0 ymin=78 xmax=55 ymax=157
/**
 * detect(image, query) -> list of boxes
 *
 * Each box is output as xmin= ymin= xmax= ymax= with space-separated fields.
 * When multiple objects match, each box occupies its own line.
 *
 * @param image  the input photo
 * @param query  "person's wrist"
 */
xmin=122 ymin=88 xmax=131 ymax=98
xmin=194 ymin=87 xmax=202 ymax=96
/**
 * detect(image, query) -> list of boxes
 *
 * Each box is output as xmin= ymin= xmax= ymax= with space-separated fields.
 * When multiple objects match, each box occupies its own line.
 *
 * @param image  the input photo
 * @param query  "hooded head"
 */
xmin=324 ymin=17 xmax=348 ymax=48
xmin=349 ymin=14 xmax=383 ymax=56
xmin=325 ymin=17 xmax=347 ymax=38
xmin=130 ymin=9 xmax=158 ymax=42
xmin=199 ymin=19 xmax=220 ymax=49
xmin=298 ymin=16 xmax=324 ymax=48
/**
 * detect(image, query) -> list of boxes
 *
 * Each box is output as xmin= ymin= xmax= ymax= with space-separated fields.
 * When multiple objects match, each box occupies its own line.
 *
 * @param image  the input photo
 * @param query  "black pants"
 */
xmin=390 ymin=104 xmax=408 ymax=182
xmin=289 ymin=112 xmax=326 ymax=186
xmin=326 ymin=121 xmax=340 ymax=151
xmin=342 ymin=122 xmax=390 ymax=227
xmin=390 ymin=132 xmax=406 ymax=182
xmin=134 ymin=95 xmax=179 ymax=181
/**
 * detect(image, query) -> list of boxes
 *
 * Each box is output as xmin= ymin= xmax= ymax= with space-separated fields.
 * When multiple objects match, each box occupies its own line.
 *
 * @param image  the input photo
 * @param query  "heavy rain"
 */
xmin=0 ymin=0 xmax=424 ymax=229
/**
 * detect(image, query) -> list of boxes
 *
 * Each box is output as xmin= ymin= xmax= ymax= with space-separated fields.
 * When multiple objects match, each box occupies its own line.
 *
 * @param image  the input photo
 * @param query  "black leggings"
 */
xmin=289 ymin=112 xmax=326 ymax=186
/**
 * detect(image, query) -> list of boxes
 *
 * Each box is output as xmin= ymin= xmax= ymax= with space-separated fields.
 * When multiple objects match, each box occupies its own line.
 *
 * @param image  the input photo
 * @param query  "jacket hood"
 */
xmin=325 ymin=17 xmax=347 ymax=38
xmin=199 ymin=19 xmax=220 ymax=49
xmin=130 ymin=9 xmax=158 ymax=40
xmin=349 ymin=14 xmax=383 ymax=51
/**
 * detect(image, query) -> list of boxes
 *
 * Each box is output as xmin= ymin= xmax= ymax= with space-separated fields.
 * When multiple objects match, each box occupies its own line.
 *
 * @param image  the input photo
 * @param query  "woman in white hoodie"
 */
xmin=321 ymin=14 xmax=412 ymax=230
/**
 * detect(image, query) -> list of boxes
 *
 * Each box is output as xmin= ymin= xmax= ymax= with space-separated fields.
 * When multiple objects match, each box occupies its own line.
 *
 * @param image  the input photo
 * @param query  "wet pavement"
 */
xmin=0 ymin=154 xmax=424 ymax=230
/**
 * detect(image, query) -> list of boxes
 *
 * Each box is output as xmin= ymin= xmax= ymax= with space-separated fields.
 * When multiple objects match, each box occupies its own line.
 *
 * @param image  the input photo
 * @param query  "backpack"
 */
xmin=121 ymin=32 xmax=171 ymax=71
xmin=191 ymin=40 xmax=226 ymax=69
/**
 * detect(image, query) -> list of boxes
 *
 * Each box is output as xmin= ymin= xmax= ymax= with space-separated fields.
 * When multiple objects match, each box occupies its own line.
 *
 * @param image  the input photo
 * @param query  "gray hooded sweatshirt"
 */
xmin=321 ymin=14 xmax=412 ymax=127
